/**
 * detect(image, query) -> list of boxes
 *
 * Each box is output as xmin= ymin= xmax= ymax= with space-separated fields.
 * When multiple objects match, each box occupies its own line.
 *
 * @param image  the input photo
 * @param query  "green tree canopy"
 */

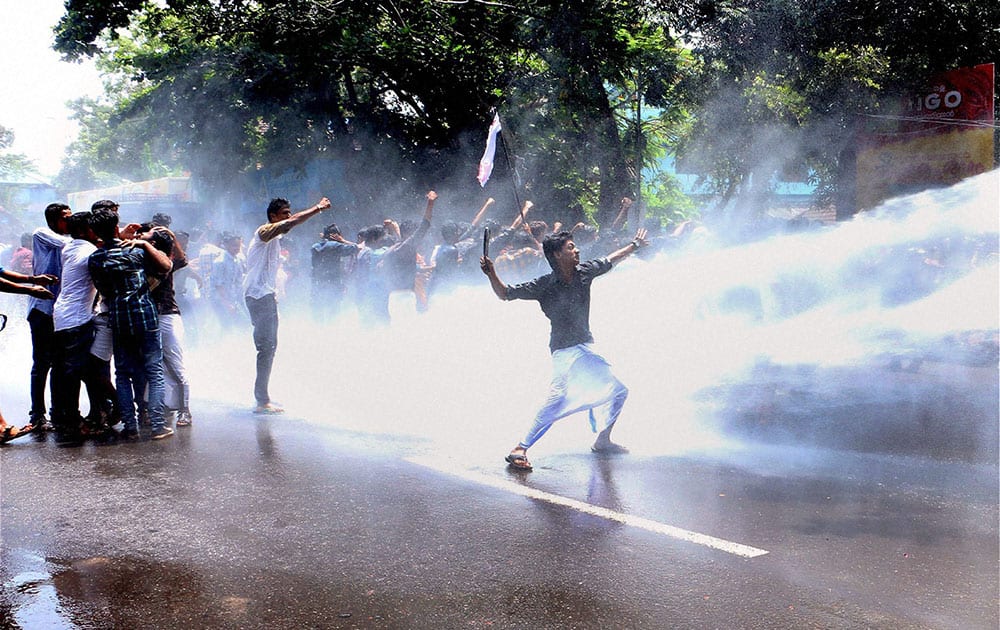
xmin=52 ymin=0 xmax=999 ymax=225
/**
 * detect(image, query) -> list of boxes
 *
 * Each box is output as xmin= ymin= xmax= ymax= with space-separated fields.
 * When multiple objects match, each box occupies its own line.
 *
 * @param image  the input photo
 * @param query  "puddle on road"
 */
xmin=1 ymin=555 xmax=228 ymax=628
xmin=3 ymin=568 xmax=74 ymax=629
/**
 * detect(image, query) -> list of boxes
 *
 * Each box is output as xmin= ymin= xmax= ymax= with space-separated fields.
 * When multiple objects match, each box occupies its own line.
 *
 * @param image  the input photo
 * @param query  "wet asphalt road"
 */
xmin=1 ymin=394 xmax=998 ymax=629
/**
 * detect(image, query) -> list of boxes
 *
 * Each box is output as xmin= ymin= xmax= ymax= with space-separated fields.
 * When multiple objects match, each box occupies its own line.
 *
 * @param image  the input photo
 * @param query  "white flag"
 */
xmin=477 ymin=113 xmax=502 ymax=187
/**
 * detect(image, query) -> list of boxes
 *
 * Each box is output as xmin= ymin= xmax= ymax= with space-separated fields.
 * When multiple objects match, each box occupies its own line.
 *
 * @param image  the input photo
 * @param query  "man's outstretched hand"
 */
xmin=632 ymin=227 xmax=649 ymax=248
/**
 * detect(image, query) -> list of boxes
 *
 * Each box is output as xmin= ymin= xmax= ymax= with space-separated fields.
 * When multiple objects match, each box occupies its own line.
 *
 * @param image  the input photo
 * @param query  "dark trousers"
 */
xmin=27 ymin=308 xmax=54 ymax=420
xmin=246 ymin=294 xmax=278 ymax=405
xmin=52 ymin=321 xmax=97 ymax=428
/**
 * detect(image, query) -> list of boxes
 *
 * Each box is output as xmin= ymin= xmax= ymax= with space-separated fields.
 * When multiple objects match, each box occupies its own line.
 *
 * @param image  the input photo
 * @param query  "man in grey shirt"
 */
xmin=481 ymin=227 xmax=648 ymax=471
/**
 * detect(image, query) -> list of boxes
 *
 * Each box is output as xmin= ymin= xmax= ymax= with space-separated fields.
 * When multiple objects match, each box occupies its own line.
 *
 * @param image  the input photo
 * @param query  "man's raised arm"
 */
xmin=470 ymin=197 xmax=494 ymax=227
xmin=607 ymin=227 xmax=648 ymax=266
xmin=260 ymin=197 xmax=332 ymax=241
xmin=509 ymin=200 xmax=533 ymax=230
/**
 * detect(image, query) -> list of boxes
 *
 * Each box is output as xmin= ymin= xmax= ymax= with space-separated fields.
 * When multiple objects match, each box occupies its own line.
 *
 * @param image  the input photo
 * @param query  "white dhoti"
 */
xmin=519 ymin=343 xmax=629 ymax=449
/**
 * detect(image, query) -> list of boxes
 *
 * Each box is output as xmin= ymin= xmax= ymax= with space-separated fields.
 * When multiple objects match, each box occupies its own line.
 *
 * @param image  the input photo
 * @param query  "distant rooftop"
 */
xmin=0 ymin=172 xmax=53 ymax=187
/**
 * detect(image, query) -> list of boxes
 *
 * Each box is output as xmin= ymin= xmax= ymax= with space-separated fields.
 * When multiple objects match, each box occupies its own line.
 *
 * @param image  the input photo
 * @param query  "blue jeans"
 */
xmin=245 ymin=294 xmax=278 ymax=405
xmin=113 ymin=328 xmax=166 ymax=431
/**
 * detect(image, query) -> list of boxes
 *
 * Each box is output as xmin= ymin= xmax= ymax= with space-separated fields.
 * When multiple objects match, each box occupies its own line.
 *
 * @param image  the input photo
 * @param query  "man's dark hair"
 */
xmin=266 ymin=198 xmax=291 ymax=220
xmin=359 ymin=225 xmax=385 ymax=246
xmin=322 ymin=223 xmax=341 ymax=238
xmin=66 ymin=212 xmax=93 ymax=239
xmin=440 ymin=220 xmax=462 ymax=244
xmin=151 ymin=212 xmax=172 ymax=227
xmin=19 ymin=232 xmax=31 ymax=248
xmin=91 ymin=199 xmax=119 ymax=213
xmin=90 ymin=209 xmax=119 ymax=244
xmin=44 ymin=203 xmax=70 ymax=230
xmin=399 ymin=219 xmax=419 ymax=240
xmin=147 ymin=229 xmax=174 ymax=255
xmin=542 ymin=231 xmax=573 ymax=270
xmin=135 ymin=222 xmax=172 ymax=253
xmin=528 ymin=220 xmax=548 ymax=239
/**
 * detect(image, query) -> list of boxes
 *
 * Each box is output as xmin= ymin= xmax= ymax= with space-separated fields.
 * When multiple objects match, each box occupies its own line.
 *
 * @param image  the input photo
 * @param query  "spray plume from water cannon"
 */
xmin=97 ymin=170 xmax=1000 ymax=464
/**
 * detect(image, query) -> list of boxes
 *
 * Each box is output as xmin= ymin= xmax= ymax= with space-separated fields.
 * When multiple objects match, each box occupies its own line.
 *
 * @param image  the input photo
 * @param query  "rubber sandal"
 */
xmin=504 ymin=453 xmax=533 ymax=471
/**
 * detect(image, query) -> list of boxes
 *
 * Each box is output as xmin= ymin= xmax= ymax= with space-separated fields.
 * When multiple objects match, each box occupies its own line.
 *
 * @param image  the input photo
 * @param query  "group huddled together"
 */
xmin=1 ymin=191 xmax=662 ymax=468
xmin=1 ymin=200 xmax=191 ymax=444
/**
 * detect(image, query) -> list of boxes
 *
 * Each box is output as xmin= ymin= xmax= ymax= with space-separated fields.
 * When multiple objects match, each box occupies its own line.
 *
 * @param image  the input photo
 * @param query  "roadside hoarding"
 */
xmin=857 ymin=63 xmax=995 ymax=210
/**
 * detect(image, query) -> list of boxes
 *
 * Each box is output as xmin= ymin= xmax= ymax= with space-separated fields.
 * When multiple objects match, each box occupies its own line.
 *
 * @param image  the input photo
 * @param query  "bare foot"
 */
xmin=591 ymin=441 xmax=629 ymax=454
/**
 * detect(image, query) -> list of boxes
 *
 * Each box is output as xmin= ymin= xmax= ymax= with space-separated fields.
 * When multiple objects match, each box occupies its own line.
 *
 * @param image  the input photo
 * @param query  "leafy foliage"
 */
xmin=667 ymin=0 xmax=999 ymax=215
xmin=51 ymin=0 xmax=999 ymax=225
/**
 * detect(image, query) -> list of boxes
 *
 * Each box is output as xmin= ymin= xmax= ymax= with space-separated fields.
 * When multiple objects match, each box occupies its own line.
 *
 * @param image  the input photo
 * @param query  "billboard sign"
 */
xmin=857 ymin=63 xmax=995 ymax=210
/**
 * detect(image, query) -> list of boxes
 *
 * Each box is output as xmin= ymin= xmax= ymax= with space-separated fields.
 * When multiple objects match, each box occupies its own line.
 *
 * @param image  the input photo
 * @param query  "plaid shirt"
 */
xmin=89 ymin=241 xmax=159 ymax=337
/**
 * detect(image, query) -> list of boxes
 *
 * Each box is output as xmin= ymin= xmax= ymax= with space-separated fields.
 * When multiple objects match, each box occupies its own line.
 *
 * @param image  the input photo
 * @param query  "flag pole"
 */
xmin=495 ymin=111 xmax=524 ymax=220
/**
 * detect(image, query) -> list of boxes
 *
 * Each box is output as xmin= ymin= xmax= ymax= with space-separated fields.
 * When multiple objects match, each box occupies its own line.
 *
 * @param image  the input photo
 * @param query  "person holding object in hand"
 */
xmin=481 ymin=227 xmax=648 ymax=471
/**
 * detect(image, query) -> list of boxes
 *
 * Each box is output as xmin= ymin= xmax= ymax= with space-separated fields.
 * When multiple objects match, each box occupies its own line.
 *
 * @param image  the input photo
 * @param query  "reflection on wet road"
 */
xmin=406 ymin=454 xmax=769 ymax=558
xmin=2 ymin=399 xmax=996 ymax=629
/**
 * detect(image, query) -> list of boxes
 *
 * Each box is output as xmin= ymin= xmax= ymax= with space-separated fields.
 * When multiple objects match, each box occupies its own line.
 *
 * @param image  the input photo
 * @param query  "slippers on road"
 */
xmin=0 ymin=424 xmax=32 ymax=445
xmin=505 ymin=453 xmax=533 ymax=471
xmin=591 ymin=443 xmax=630 ymax=455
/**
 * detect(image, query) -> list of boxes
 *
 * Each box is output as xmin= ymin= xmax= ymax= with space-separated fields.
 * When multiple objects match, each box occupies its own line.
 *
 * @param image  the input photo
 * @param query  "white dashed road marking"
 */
xmin=405 ymin=456 xmax=769 ymax=558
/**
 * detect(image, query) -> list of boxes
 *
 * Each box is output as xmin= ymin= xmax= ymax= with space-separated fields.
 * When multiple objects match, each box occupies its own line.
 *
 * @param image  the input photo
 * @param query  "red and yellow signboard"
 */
xmin=857 ymin=63 xmax=995 ymax=210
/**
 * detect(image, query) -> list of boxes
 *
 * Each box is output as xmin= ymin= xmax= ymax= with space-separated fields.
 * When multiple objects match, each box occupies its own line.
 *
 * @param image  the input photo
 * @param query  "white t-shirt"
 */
xmin=53 ymin=238 xmax=98 ymax=331
xmin=242 ymin=230 xmax=282 ymax=300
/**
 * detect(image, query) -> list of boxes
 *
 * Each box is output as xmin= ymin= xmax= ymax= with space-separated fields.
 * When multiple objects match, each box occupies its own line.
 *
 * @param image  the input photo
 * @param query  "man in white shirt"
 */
xmin=243 ymin=196 xmax=331 ymax=414
xmin=51 ymin=212 xmax=119 ymax=438
xmin=27 ymin=203 xmax=71 ymax=431
xmin=212 ymin=232 xmax=246 ymax=331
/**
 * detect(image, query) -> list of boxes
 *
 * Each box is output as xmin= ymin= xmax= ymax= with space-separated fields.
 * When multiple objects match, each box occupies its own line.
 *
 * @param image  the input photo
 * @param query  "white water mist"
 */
xmin=177 ymin=169 xmax=998 ymax=462
xmin=1 ymin=171 xmax=995 ymax=462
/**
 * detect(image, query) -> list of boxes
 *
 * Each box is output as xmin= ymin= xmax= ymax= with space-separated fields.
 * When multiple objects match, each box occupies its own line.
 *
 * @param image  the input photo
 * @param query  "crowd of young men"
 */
xmin=2 ymin=192 xmax=659 ymax=468
xmin=1 ymin=201 xmax=191 ymax=443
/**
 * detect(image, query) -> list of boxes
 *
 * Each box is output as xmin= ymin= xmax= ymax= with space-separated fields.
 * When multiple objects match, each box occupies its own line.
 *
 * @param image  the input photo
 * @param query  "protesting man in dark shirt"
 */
xmin=310 ymin=222 xmax=358 ymax=321
xmin=481 ymin=227 xmax=648 ymax=471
